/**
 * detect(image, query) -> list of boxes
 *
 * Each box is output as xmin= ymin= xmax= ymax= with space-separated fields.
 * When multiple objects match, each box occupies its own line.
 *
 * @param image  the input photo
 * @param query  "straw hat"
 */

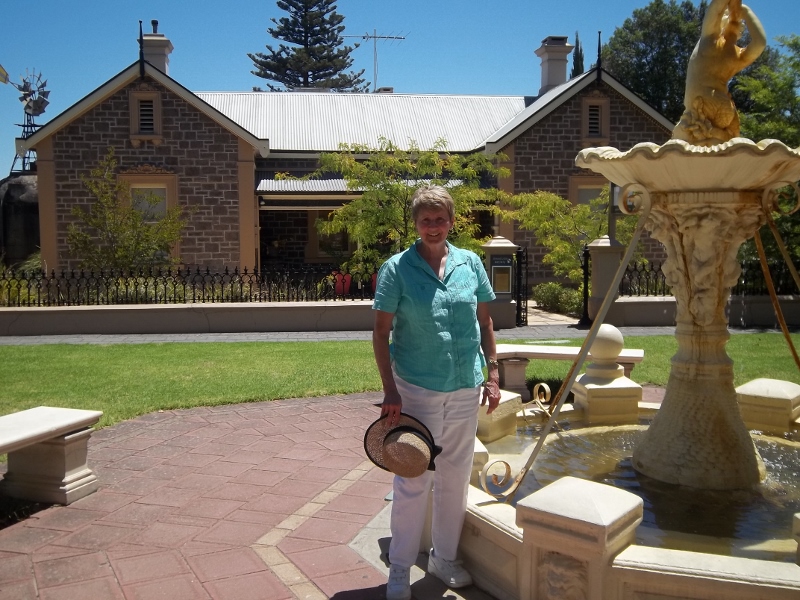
xmin=364 ymin=413 xmax=441 ymax=478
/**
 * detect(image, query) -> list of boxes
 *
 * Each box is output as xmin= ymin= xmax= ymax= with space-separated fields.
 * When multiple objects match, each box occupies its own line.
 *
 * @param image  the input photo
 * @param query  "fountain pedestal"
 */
xmin=577 ymin=138 xmax=800 ymax=489
xmin=632 ymin=190 xmax=766 ymax=488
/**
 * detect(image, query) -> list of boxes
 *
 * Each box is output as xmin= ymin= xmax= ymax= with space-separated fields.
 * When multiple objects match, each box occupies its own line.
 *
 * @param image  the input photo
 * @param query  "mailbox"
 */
xmin=481 ymin=236 xmax=519 ymax=329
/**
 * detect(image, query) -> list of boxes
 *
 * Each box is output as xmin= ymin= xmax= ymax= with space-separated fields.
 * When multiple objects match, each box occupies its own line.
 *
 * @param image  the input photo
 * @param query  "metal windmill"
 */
xmin=3 ymin=68 xmax=50 ymax=172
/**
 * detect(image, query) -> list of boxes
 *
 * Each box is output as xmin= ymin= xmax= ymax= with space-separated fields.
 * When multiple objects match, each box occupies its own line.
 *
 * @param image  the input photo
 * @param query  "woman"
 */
xmin=372 ymin=184 xmax=501 ymax=600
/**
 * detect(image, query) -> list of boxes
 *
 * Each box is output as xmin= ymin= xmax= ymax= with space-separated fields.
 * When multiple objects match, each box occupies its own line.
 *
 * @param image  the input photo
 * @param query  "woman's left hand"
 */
xmin=481 ymin=380 xmax=501 ymax=414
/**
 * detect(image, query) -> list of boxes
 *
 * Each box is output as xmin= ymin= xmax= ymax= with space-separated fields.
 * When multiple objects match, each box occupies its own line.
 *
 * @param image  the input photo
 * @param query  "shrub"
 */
xmin=531 ymin=282 xmax=583 ymax=315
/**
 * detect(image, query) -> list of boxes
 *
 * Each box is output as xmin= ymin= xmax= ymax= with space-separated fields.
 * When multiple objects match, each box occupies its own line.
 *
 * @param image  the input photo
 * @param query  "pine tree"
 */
xmin=248 ymin=0 xmax=368 ymax=92
xmin=571 ymin=32 xmax=585 ymax=79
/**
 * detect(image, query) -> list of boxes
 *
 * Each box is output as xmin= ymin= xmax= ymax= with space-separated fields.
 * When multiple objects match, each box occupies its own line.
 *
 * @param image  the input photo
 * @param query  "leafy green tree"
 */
xmin=305 ymin=138 xmax=509 ymax=274
xmin=571 ymin=31 xmax=585 ymax=79
xmin=248 ymin=0 xmax=368 ymax=92
xmin=602 ymin=0 xmax=707 ymax=123
xmin=735 ymin=35 xmax=800 ymax=147
xmin=504 ymin=187 xmax=639 ymax=284
xmin=734 ymin=35 xmax=800 ymax=267
xmin=67 ymin=148 xmax=190 ymax=271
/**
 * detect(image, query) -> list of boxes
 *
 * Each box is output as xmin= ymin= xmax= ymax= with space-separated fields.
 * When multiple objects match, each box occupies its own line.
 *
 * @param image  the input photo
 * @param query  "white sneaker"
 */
xmin=386 ymin=564 xmax=411 ymax=600
xmin=427 ymin=548 xmax=472 ymax=588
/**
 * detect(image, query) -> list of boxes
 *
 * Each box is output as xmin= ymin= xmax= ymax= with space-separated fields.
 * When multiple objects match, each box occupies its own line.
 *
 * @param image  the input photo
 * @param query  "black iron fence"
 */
xmin=3 ymin=258 xmax=792 ymax=308
xmin=618 ymin=259 xmax=795 ymax=297
xmin=0 ymin=266 xmax=378 ymax=307
xmin=732 ymin=260 xmax=795 ymax=296
xmin=618 ymin=261 xmax=670 ymax=297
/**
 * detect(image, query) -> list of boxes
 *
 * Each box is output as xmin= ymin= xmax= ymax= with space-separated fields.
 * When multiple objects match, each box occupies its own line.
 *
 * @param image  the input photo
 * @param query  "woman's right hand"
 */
xmin=380 ymin=390 xmax=403 ymax=427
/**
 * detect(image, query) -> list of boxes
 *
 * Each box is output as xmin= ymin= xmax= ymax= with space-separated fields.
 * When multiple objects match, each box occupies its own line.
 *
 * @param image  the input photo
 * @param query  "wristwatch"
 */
xmin=487 ymin=358 xmax=499 ymax=368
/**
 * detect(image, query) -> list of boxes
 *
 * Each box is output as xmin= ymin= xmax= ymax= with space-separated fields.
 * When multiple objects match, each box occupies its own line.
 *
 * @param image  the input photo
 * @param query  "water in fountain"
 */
xmin=483 ymin=420 xmax=800 ymax=562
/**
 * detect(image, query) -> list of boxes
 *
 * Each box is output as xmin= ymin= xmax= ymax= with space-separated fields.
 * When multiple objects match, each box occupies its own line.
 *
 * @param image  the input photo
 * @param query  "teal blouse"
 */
xmin=373 ymin=240 xmax=496 ymax=392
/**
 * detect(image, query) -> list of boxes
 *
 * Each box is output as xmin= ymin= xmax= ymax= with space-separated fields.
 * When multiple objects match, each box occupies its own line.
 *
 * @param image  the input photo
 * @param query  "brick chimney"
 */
xmin=142 ymin=20 xmax=173 ymax=74
xmin=534 ymin=36 xmax=574 ymax=95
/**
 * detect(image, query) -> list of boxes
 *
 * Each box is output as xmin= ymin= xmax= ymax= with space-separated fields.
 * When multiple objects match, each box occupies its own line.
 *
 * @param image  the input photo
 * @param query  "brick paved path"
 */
xmin=0 ymin=393 xmax=398 ymax=600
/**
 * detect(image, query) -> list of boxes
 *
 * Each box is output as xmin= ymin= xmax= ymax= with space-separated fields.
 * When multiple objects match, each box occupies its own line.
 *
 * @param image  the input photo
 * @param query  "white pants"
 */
xmin=388 ymin=374 xmax=480 ymax=568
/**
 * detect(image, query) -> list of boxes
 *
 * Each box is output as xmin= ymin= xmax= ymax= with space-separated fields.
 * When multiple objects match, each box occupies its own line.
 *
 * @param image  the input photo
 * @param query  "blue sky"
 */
xmin=0 ymin=0 xmax=795 ymax=170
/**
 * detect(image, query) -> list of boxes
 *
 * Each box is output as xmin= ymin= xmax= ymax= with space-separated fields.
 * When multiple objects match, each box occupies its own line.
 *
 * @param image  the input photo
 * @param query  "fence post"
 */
xmin=587 ymin=236 xmax=625 ymax=322
xmin=579 ymin=244 xmax=592 ymax=327
xmin=515 ymin=247 xmax=528 ymax=327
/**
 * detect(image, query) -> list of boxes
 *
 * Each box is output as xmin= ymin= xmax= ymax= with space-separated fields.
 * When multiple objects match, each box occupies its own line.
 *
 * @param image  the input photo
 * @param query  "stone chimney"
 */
xmin=534 ymin=36 xmax=574 ymax=95
xmin=142 ymin=20 xmax=174 ymax=75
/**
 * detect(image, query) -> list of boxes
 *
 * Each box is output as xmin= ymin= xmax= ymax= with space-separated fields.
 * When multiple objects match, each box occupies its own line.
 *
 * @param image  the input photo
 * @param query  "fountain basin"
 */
xmin=456 ymin=403 xmax=800 ymax=600
xmin=577 ymin=138 xmax=800 ymax=192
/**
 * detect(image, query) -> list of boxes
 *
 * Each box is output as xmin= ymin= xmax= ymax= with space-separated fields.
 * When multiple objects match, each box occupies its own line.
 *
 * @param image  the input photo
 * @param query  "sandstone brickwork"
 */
xmin=52 ymin=77 xmax=241 ymax=271
xmin=513 ymin=81 xmax=671 ymax=283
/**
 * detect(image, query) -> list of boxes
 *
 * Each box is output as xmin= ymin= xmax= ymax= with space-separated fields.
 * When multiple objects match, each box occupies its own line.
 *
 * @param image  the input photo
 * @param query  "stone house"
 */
xmin=16 ymin=24 xmax=672 ymax=283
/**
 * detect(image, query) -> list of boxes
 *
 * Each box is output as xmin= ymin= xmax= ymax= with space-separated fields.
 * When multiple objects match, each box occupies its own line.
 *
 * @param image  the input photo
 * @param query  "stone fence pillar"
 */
xmin=588 ymin=236 xmax=624 ymax=321
xmin=516 ymin=476 xmax=642 ymax=600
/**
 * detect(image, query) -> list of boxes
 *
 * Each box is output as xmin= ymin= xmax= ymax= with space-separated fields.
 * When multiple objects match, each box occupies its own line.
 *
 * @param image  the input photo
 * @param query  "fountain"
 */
xmin=450 ymin=1 xmax=800 ymax=597
xmin=576 ymin=0 xmax=800 ymax=490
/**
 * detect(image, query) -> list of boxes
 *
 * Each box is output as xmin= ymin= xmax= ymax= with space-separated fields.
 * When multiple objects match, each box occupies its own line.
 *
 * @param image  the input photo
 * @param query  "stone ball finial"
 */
xmin=590 ymin=324 xmax=624 ymax=362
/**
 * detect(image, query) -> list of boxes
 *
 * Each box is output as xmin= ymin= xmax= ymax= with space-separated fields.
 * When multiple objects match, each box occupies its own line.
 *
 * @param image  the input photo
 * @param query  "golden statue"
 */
xmin=672 ymin=0 xmax=766 ymax=146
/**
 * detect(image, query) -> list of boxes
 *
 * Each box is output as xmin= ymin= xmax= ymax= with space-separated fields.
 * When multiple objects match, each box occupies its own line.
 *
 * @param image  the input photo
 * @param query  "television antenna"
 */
xmin=2 ymin=68 xmax=50 ymax=172
xmin=345 ymin=30 xmax=406 ymax=92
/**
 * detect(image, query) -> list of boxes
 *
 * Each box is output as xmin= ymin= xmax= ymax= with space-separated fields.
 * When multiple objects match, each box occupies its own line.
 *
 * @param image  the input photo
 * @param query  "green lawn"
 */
xmin=515 ymin=333 xmax=800 ymax=389
xmin=0 ymin=342 xmax=380 ymax=428
xmin=0 ymin=333 xmax=797 ymax=429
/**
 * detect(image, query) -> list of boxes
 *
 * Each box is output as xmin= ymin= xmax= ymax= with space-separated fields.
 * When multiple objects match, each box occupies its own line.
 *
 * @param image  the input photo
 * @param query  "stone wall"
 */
xmin=51 ymin=77 xmax=242 ymax=271
xmin=513 ymin=80 xmax=671 ymax=283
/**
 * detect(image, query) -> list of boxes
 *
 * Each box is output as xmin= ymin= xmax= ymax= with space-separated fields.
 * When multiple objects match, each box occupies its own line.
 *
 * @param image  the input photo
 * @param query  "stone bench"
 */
xmin=496 ymin=343 xmax=645 ymax=401
xmin=0 ymin=406 xmax=103 ymax=505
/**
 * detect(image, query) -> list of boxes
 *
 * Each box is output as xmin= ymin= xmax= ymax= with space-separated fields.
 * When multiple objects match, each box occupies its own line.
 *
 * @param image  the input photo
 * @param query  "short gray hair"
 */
xmin=410 ymin=184 xmax=455 ymax=222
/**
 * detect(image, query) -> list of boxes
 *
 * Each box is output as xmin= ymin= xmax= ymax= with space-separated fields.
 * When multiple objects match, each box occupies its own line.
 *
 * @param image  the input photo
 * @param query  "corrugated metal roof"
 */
xmin=256 ymin=177 xmax=463 ymax=193
xmin=196 ymin=91 xmax=526 ymax=153
xmin=257 ymin=178 xmax=350 ymax=192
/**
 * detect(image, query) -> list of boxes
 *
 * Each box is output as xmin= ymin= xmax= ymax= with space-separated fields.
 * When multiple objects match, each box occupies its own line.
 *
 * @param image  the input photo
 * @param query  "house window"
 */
xmin=119 ymin=171 xmax=179 ymax=257
xmin=131 ymin=186 xmax=167 ymax=221
xmin=582 ymin=95 xmax=610 ymax=146
xmin=569 ymin=175 xmax=608 ymax=205
xmin=138 ymin=100 xmax=156 ymax=134
xmin=129 ymin=90 xmax=163 ymax=146
xmin=587 ymin=105 xmax=602 ymax=137
xmin=306 ymin=210 xmax=354 ymax=261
